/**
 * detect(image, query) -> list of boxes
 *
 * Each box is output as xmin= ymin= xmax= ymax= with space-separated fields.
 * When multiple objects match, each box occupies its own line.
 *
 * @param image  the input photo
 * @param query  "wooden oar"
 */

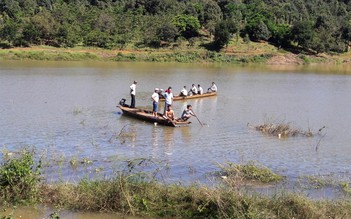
xmin=192 ymin=112 xmax=203 ymax=126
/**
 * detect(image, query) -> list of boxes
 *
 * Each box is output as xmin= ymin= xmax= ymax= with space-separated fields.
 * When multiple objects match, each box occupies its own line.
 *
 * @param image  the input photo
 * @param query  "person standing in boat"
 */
xmin=151 ymin=88 xmax=160 ymax=117
xmin=207 ymin=82 xmax=217 ymax=92
xmin=163 ymin=86 xmax=173 ymax=114
xmin=189 ymin=84 xmax=198 ymax=95
xmin=130 ymin=80 xmax=137 ymax=108
xmin=180 ymin=104 xmax=195 ymax=121
xmin=197 ymin=84 xmax=203 ymax=95
xmin=179 ymin=86 xmax=188 ymax=97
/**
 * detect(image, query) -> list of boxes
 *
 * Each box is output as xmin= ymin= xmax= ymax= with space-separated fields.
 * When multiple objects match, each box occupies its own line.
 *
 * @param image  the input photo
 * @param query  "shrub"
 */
xmin=0 ymin=150 xmax=42 ymax=204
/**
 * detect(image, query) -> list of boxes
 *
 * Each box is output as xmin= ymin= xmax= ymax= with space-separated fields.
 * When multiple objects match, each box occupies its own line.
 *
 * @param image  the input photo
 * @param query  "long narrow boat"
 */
xmin=159 ymin=92 xmax=217 ymax=101
xmin=117 ymin=105 xmax=191 ymax=127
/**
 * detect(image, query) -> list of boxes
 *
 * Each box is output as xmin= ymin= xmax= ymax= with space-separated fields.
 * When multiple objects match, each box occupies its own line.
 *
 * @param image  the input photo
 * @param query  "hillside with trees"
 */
xmin=1 ymin=0 xmax=351 ymax=54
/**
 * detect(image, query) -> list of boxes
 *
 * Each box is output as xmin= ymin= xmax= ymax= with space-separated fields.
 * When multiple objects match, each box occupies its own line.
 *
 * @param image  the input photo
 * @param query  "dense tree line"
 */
xmin=0 ymin=0 xmax=350 ymax=53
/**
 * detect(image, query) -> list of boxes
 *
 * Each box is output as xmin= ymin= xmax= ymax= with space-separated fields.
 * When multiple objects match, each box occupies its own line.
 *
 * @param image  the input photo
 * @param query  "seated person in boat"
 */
xmin=179 ymin=104 xmax=195 ymax=121
xmin=207 ymin=82 xmax=217 ymax=92
xmin=179 ymin=86 xmax=188 ymax=97
xmin=197 ymin=84 xmax=203 ymax=95
xmin=189 ymin=84 xmax=198 ymax=95
xmin=164 ymin=105 xmax=176 ymax=121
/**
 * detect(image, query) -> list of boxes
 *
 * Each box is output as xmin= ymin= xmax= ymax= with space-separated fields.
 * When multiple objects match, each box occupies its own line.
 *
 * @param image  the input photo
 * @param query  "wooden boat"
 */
xmin=117 ymin=105 xmax=191 ymax=127
xmin=159 ymin=92 xmax=217 ymax=101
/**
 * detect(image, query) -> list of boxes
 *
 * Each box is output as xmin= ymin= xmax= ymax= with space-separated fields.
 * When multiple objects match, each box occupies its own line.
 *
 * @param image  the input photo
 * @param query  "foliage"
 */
xmin=219 ymin=162 xmax=284 ymax=183
xmin=213 ymin=20 xmax=231 ymax=49
xmin=41 ymin=169 xmax=351 ymax=219
xmin=0 ymin=0 xmax=350 ymax=53
xmin=156 ymin=22 xmax=178 ymax=44
xmin=172 ymin=14 xmax=201 ymax=39
xmin=0 ymin=149 xmax=42 ymax=204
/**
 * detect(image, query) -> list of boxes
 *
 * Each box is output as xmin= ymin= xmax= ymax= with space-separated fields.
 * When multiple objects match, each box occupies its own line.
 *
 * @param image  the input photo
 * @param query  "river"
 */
xmin=1 ymin=60 xmax=351 ymax=186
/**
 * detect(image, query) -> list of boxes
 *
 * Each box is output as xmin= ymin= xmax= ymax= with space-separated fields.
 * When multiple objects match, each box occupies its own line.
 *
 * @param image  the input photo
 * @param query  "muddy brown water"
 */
xmin=1 ymin=60 xmax=351 ymax=189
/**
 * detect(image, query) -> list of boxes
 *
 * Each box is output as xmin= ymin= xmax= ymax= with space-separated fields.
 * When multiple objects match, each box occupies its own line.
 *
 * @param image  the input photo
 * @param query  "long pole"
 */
xmin=193 ymin=113 xmax=203 ymax=126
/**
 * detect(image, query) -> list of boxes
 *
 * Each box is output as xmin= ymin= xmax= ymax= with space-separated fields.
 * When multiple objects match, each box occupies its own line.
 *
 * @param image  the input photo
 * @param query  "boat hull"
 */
xmin=117 ymin=105 xmax=191 ymax=127
xmin=159 ymin=92 xmax=217 ymax=101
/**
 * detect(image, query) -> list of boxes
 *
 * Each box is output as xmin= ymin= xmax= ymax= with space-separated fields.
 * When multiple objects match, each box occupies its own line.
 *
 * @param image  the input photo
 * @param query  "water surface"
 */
xmin=1 ymin=60 xmax=351 ymax=185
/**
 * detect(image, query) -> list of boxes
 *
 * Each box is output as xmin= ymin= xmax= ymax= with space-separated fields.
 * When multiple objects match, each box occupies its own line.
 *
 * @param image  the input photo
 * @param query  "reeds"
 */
xmin=1 ymin=150 xmax=351 ymax=219
xmin=249 ymin=121 xmax=324 ymax=138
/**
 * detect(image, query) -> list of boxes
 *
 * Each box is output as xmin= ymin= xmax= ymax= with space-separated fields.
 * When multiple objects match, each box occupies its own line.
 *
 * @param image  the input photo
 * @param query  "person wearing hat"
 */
xmin=151 ymin=88 xmax=160 ymax=117
xmin=180 ymin=104 xmax=195 ymax=121
xmin=130 ymin=80 xmax=137 ymax=108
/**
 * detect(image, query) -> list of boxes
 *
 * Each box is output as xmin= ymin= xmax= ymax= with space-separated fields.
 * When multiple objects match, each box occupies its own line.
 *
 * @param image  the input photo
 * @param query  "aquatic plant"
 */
xmin=218 ymin=162 xmax=284 ymax=184
xmin=340 ymin=182 xmax=351 ymax=195
xmin=249 ymin=120 xmax=325 ymax=138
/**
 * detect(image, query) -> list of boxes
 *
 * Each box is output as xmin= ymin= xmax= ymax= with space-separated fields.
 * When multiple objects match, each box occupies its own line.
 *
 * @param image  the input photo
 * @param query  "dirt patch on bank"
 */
xmin=267 ymin=54 xmax=303 ymax=65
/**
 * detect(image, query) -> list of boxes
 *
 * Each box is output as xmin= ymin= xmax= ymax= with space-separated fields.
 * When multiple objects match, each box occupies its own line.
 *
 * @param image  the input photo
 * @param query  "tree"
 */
xmin=0 ymin=20 xmax=21 ymax=46
xmin=0 ymin=0 xmax=21 ymax=18
xmin=22 ymin=22 xmax=41 ymax=45
xmin=291 ymin=20 xmax=314 ymax=50
xmin=214 ymin=20 xmax=231 ymax=49
xmin=203 ymin=0 xmax=222 ymax=35
xmin=172 ymin=14 xmax=200 ymax=39
xmin=252 ymin=20 xmax=271 ymax=41
xmin=269 ymin=24 xmax=291 ymax=48
xmin=156 ymin=22 xmax=178 ymax=42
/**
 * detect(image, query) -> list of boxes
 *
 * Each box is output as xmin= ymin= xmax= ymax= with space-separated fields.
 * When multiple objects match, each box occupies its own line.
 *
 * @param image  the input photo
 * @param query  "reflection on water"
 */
xmin=1 ymin=61 xmax=351 ymax=188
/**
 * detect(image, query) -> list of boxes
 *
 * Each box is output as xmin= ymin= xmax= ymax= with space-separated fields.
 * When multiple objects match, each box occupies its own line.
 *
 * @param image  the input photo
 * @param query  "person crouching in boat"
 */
xmin=179 ymin=86 xmax=188 ymax=97
xmin=164 ymin=105 xmax=176 ymax=121
xmin=179 ymin=105 xmax=195 ymax=121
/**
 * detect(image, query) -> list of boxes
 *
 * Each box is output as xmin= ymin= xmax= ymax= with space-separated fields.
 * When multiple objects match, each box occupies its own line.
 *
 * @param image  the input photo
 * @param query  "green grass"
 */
xmin=1 ymin=42 xmax=350 ymax=64
xmin=218 ymin=162 xmax=284 ymax=183
xmin=1 ymin=151 xmax=351 ymax=218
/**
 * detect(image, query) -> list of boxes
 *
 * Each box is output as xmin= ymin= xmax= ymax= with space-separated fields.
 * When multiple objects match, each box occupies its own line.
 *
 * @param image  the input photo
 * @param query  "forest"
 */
xmin=0 ymin=0 xmax=351 ymax=54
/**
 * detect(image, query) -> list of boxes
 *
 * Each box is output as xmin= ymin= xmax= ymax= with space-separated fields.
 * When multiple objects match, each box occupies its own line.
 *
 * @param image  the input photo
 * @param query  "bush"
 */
xmin=0 ymin=150 xmax=42 ymax=204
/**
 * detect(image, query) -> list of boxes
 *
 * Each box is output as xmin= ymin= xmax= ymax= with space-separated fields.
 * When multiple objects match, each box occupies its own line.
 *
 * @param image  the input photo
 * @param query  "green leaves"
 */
xmin=0 ymin=150 xmax=42 ymax=204
xmin=172 ymin=14 xmax=200 ymax=39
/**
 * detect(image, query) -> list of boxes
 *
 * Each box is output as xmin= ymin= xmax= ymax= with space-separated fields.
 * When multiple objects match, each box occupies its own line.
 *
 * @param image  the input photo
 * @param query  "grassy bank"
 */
xmin=1 ymin=41 xmax=350 ymax=65
xmin=1 ymin=151 xmax=351 ymax=218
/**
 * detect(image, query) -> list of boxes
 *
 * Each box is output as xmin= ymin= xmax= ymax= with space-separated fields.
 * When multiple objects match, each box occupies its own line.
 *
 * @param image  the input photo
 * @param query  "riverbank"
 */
xmin=1 ymin=151 xmax=351 ymax=218
xmin=1 ymin=41 xmax=351 ymax=65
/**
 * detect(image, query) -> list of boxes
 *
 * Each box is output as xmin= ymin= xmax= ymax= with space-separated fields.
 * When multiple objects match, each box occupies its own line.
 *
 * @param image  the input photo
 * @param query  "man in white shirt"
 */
xmin=151 ymin=88 xmax=160 ymax=116
xmin=197 ymin=84 xmax=203 ymax=94
xmin=179 ymin=86 xmax=188 ymax=97
xmin=130 ymin=81 xmax=137 ymax=108
xmin=190 ymin=84 xmax=198 ymax=95
xmin=208 ymin=82 xmax=217 ymax=92
xmin=163 ymin=87 xmax=173 ymax=114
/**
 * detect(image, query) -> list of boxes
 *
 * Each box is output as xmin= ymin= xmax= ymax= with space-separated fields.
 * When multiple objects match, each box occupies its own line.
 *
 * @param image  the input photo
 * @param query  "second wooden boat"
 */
xmin=159 ymin=92 xmax=217 ymax=101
